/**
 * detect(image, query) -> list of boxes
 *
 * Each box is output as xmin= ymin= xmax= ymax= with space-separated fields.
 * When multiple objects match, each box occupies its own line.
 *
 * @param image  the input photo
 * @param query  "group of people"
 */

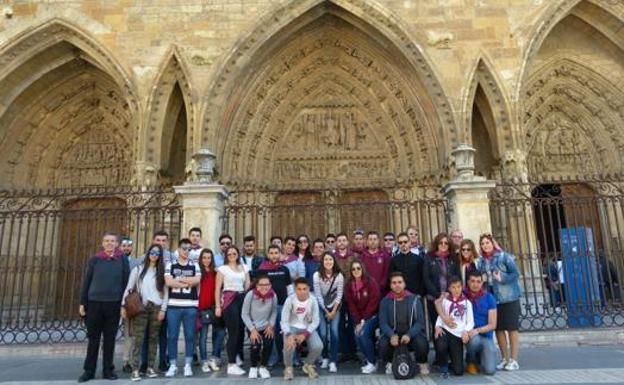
xmin=77 ymin=226 xmax=522 ymax=382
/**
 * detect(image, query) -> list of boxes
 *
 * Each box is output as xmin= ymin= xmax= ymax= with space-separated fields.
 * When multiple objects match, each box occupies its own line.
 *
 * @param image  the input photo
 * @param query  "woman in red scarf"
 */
xmin=345 ymin=260 xmax=380 ymax=374
xmin=423 ymin=233 xmax=460 ymax=336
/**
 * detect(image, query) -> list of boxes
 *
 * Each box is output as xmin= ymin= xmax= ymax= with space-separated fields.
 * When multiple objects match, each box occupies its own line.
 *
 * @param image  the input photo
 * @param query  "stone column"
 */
xmin=174 ymin=149 xmax=229 ymax=250
xmin=443 ymin=144 xmax=496 ymax=242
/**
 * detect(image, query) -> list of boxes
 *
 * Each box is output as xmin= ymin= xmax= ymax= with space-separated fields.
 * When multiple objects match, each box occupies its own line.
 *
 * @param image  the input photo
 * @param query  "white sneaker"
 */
xmin=236 ymin=355 xmax=244 ymax=366
xmin=201 ymin=362 xmax=211 ymax=373
xmin=258 ymin=367 xmax=271 ymax=379
xmin=329 ymin=362 xmax=337 ymax=373
xmin=496 ymin=359 xmax=508 ymax=370
xmin=183 ymin=364 xmax=193 ymax=377
xmin=208 ymin=358 xmax=220 ymax=371
xmin=165 ymin=365 xmax=177 ymax=377
xmin=227 ymin=364 xmax=245 ymax=376
xmin=385 ymin=363 xmax=392 ymax=375
xmin=361 ymin=362 xmax=377 ymax=374
xmin=419 ymin=363 xmax=430 ymax=375
xmin=505 ymin=359 xmax=520 ymax=371
xmin=320 ymin=358 xmax=329 ymax=369
xmin=248 ymin=367 xmax=258 ymax=379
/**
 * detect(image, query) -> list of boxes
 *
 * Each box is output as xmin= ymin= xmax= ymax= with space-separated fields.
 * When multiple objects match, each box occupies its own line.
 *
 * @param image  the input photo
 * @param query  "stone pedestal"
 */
xmin=444 ymin=177 xmax=496 ymax=242
xmin=174 ymin=184 xmax=229 ymax=250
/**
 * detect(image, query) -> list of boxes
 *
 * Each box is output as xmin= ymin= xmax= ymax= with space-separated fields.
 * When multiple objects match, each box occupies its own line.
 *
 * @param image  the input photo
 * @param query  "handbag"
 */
xmin=392 ymin=344 xmax=416 ymax=380
xmin=200 ymin=307 xmax=216 ymax=325
xmin=125 ymin=289 xmax=144 ymax=319
xmin=323 ymin=275 xmax=338 ymax=310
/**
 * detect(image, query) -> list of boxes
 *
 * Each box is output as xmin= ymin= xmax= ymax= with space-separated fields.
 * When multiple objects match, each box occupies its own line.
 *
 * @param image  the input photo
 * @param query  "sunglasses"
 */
xmin=298 ymin=240 xmax=308 ymax=244
xmin=326 ymin=240 xmax=335 ymax=243
xmin=149 ymin=250 xmax=160 ymax=256
xmin=398 ymin=240 xmax=409 ymax=245
xmin=121 ymin=240 xmax=133 ymax=246
xmin=384 ymin=238 xmax=394 ymax=242
xmin=439 ymin=241 xmax=449 ymax=245
xmin=461 ymin=248 xmax=471 ymax=252
xmin=180 ymin=246 xmax=192 ymax=251
xmin=351 ymin=266 xmax=362 ymax=271
xmin=220 ymin=242 xmax=231 ymax=246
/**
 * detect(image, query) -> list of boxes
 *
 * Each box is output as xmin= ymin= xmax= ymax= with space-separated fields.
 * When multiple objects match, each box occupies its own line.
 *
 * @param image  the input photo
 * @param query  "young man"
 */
xmin=351 ymin=229 xmax=366 ymax=255
xmin=214 ymin=234 xmax=232 ymax=267
xmin=270 ymin=236 xmax=283 ymax=251
xmin=120 ymin=236 xmax=141 ymax=374
xmin=242 ymin=235 xmax=264 ymax=272
xmin=332 ymin=233 xmax=358 ymax=362
xmin=164 ymin=238 xmax=201 ymax=378
xmin=332 ymin=233 xmax=359 ymax=277
xmin=464 ymin=271 xmax=498 ymax=375
xmin=407 ymin=226 xmax=426 ymax=256
xmin=188 ymin=227 xmax=203 ymax=263
xmin=360 ymin=231 xmax=391 ymax=293
xmin=383 ymin=232 xmax=398 ymax=256
xmin=378 ymin=272 xmax=429 ymax=376
xmin=282 ymin=236 xmax=305 ymax=281
xmin=255 ymin=245 xmax=292 ymax=368
xmin=152 ymin=230 xmax=173 ymax=265
xmin=389 ymin=232 xmax=425 ymax=297
xmin=324 ymin=234 xmax=336 ymax=253
xmin=78 ymin=232 xmax=130 ymax=383
xmin=281 ymin=278 xmax=323 ymax=380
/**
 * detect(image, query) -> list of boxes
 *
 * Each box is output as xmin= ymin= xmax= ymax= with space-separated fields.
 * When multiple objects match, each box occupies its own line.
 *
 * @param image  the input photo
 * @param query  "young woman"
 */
xmin=122 ymin=244 xmax=168 ymax=381
xmin=313 ymin=252 xmax=344 ymax=373
xmin=197 ymin=248 xmax=225 ymax=373
xmin=215 ymin=246 xmax=250 ymax=376
xmin=241 ymin=275 xmax=277 ymax=379
xmin=459 ymin=239 xmax=478 ymax=287
xmin=476 ymin=233 xmax=522 ymax=372
xmin=345 ymin=260 xmax=380 ymax=374
xmin=423 ymin=233 xmax=460 ymax=334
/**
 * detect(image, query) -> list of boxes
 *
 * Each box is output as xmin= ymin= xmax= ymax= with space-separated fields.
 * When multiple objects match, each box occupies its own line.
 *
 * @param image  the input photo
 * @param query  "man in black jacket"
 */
xmin=78 ymin=232 xmax=130 ymax=382
xmin=389 ymin=232 xmax=425 ymax=296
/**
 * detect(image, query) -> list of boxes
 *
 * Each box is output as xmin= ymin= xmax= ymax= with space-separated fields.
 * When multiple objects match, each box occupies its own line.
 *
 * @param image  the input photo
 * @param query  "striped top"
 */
xmin=165 ymin=261 xmax=200 ymax=308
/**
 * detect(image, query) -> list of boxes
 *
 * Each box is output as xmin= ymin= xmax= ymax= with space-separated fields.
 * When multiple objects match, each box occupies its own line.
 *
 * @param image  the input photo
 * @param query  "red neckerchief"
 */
xmin=191 ymin=244 xmax=202 ymax=250
xmin=449 ymin=293 xmax=468 ymax=318
xmin=96 ymin=249 xmax=124 ymax=261
xmin=253 ymin=288 xmax=275 ymax=303
xmin=283 ymin=254 xmax=298 ymax=264
xmin=435 ymin=250 xmax=450 ymax=261
xmin=480 ymin=247 xmax=502 ymax=260
xmin=464 ymin=288 xmax=486 ymax=309
xmin=334 ymin=249 xmax=351 ymax=260
xmin=385 ymin=289 xmax=412 ymax=300
xmin=259 ymin=260 xmax=281 ymax=271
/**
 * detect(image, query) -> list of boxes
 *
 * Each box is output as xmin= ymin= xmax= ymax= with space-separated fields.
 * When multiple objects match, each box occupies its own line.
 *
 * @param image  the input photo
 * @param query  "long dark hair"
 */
xmin=225 ymin=245 xmax=241 ymax=265
xmin=140 ymin=244 xmax=165 ymax=293
xmin=318 ymin=252 xmax=340 ymax=279
xmin=199 ymin=248 xmax=215 ymax=278
xmin=429 ymin=232 xmax=460 ymax=266
xmin=346 ymin=259 xmax=369 ymax=286
xmin=295 ymin=234 xmax=314 ymax=261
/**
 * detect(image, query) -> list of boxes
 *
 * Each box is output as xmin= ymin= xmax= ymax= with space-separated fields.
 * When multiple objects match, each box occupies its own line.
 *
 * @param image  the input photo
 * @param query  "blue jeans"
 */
xmin=268 ymin=304 xmax=283 ymax=366
xmin=466 ymin=334 xmax=497 ymax=375
xmin=198 ymin=323 xmax=226 ymax=361
xmin=355 ymin=317 xmax=378 ymax=365
xmin=318 ymin=306 xmax=341 ymax=363
xmin=167 ymin=307 xmax=197 ymax=365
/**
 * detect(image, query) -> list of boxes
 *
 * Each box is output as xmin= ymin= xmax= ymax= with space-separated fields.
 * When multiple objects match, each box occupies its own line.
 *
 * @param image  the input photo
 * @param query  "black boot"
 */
xmin=77 ymin=371 xmax=94 ymax=383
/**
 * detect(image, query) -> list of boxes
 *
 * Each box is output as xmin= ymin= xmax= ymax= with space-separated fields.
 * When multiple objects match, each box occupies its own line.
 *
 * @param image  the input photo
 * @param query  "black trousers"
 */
xmin=223 ymin=294 xmax=244 ymax=364
xmin=249 ymin=333 xmax=273 ymax=367
xmin=379 ymin=334 xmax=429 ymax=364
xmin=434 ymin=332 xmax=464 ymax=375
xmin=83 ymin=301 xmax=121 ymax=375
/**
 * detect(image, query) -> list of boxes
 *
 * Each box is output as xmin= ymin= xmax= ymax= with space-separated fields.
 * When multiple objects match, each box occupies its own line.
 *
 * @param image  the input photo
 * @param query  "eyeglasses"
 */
xmin=220 ymin=241 xmax=231 ymax=246
xmin=461 ymin=248 xmax=471 ymax=252
xmin=351 ymin=266 xmax=362 ymax=271
xmin=439 ymin=241 xmax=449 ymax=245
xmin=398 ymin=240 xmax=409 ymax=245
xmin=384 ymin=238 xmax=394 ymax=242
xmin=180 ymin=246 xmax=191 ymax=251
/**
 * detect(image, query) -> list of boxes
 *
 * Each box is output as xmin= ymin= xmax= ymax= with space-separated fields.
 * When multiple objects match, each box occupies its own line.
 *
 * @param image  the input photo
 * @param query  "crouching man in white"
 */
xmin=281 ymin=278 xmax=323 ymax=380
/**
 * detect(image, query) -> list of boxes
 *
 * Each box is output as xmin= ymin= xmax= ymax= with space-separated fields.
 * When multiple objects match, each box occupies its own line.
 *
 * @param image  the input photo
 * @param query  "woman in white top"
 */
xmin=215 ymin=246 xmax=250 ymax=376
xmin=121 ymin=244 xmax=168 ymax=380
xmin=312 ymin=252 xmax=344 ymax=373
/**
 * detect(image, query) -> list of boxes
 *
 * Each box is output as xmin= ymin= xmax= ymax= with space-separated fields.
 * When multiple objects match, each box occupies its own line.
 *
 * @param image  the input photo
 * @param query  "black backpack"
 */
xmin=392 ymin=344 xmax=416 ymax=380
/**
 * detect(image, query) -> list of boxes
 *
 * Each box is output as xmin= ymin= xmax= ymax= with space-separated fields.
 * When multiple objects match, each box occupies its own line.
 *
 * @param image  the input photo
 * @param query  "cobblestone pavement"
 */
xmin=1 ymin=346 xmax=624 ymax=384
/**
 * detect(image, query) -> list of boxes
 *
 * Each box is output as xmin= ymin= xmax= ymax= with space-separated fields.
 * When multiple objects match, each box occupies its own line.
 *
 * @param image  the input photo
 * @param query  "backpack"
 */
xmin=392 ymin=344 xmax=416 ymax=380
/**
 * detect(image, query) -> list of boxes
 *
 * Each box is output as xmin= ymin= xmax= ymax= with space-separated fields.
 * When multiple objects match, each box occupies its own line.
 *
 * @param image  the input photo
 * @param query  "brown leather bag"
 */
xmin=124 ymin=289 xmax=144 ymax=319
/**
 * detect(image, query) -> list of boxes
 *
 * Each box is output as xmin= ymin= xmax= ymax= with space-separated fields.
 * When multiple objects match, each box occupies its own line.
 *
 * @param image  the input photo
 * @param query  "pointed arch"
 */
xmin=200 ymin=0 xmax=457 ymax=176
xmin=143 ymin=46 xmax=195 ymax=183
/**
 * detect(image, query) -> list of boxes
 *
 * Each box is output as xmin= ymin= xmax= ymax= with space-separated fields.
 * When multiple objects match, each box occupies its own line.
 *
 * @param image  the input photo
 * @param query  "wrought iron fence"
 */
xmin=490 ymin=176 xmax=624 ymax=331
xmin=222 ymin=187 xmax=449 ymax=250
xmin=0 ymin=186 xmax=182 ymax=344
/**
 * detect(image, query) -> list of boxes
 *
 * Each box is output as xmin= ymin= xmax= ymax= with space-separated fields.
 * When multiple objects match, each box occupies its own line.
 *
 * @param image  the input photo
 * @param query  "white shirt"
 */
xmin=291 ymin=297 xmax=310 ymax=330
xmin=435 ymin=297 xmax=474 ymax=338
xmin=123 ymin=266 xmax=169 ymax=311
xmin=218 ymin=265 xmax=247 ymax=292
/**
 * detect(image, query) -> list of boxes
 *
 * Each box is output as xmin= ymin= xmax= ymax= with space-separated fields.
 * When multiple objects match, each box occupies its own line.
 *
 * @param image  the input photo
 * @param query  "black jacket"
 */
xmin=422 ymin=253 xmax=460 ymax=300
xmin=389 ymin=251 xmax=425 ymax=296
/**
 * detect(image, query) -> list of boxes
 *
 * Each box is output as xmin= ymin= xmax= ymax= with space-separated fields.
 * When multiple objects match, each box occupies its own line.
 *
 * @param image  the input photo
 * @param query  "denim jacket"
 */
xmin=476 ymin=250 xmax=522 ymax=304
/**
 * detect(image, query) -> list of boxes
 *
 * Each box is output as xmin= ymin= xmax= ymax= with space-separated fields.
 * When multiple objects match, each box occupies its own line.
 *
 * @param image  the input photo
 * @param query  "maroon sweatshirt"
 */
xmin=346 ymin=277 xmax=380 ymax=324
xmin=360 ymin=248 xmax=391 ymax=293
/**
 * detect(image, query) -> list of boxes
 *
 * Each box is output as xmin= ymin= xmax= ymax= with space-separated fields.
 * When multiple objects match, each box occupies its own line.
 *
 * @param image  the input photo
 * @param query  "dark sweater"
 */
xmin=378 ymin=293 xmax=425 ymax=339
xmin=80 ymin=253 xmax=130 ymax=305
xmin=389 ymin=251 xmax=425 ymax=296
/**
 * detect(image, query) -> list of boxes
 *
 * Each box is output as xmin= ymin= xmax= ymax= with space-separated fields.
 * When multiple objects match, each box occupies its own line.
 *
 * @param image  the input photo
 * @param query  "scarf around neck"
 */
xmin=96 ymin=249 xmax=124 ymax=261
xmin=259 ymin=260 xmax=281 ymax=271
xmin=465 ymin=287 xmax=486 ymax=309
xmin=253 ymin=288 xmax=275 ymax=303
xmin=449 ymin=293 xmax=468 ymax=319
xmin=385 ymin=289 xmax=412 ymax=301
xmin=436 ymin=250 xmax=450 ymax=260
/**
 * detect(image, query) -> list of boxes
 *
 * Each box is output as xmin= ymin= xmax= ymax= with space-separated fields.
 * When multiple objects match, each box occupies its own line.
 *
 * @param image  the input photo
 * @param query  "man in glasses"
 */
xmin=382 ymin=232 xmax=398 ymax=257
xmin=324 ymin=233 xmax=336 ymax=253
xmin=214 ymin=234 xmax=233 ymax=268
xmin=379 ymin=272 xmax=429 ymax=376
xmin=389 ymin=232 xmax=425 ymax=297
xmin=407 ymin=226 xmax=426 ymax=256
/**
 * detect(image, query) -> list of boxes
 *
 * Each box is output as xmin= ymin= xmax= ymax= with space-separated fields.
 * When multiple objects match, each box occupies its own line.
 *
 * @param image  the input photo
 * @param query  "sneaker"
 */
xmin=284 ymin=366 xmax=294 ymax=380
xmin=145 ymin=368 xmax=158 ymax=378
xmin=496 ymin=359 xmax=508 ymax=370
xmin=385 ymin=363 xmax=392 ymax=375
xmin=259 ymin=367 xmax=271 ymax=379
xmin=77 ymin=372 xmax=94 ymax=383
xmin=123 ymin=362 xmax=133 ymax=373
xmin=201 ymin=362 xmax=211 ymax=373
xmin=227 ymin=364 xmax=245 ymax=376
xmin=419 ymin=363 xmax=430 ymax=375
xmin=466 ymin=363 xmax=478 ymax=374
xmin=328 ymin=362 xmax=337 ymax=373
xmin=440 ymin=366 xmax=450 ymax=379
xmin=208 ymin=358 xmax=220 ymax=371
xmin=302 ymin=363 xmax=319 ymax=379
xmin=183 ymin=364 xmax=193 ymax=377
xmin=130 ymin=370 xmax=141 ymax=382
xmin=320 ymin=358 xmax=329 ymax=369
xmin=361 ymin=362 xmax=377 ymax=374
xmin=236 ymin=355 xmax=244 ymax=366
xmin=505 ymin=359 xmax=520 ymax=371
xmin=249 ymin=367 xmax=258 ymax=379
xmin=165 ymin=365 xmax=177 ymax=378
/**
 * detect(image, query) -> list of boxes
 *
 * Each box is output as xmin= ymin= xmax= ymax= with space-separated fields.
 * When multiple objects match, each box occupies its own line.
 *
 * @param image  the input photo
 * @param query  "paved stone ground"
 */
xmin=2 ymin=346 xmax=624 ymax=384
